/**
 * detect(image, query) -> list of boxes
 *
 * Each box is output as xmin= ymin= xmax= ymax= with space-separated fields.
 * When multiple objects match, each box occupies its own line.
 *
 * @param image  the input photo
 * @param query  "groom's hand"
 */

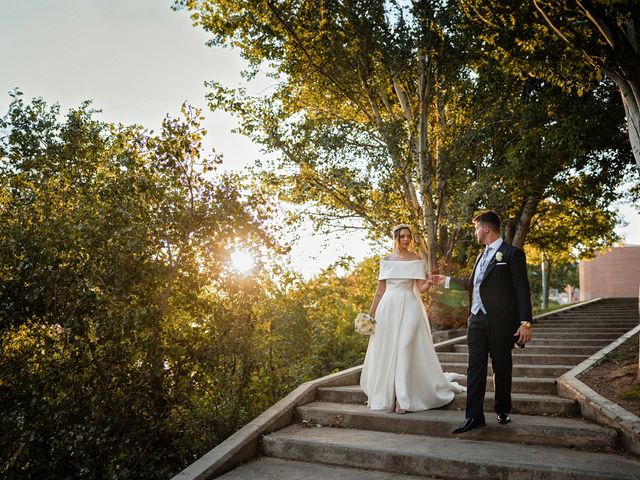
xmin=514 ymin=324 xmax=532 ymax=344
xmin=429 ymin=274 xmax=446 ymax=285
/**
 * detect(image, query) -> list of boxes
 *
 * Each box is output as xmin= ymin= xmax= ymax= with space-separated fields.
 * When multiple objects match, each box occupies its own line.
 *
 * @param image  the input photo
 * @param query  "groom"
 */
xmin=432 ymin=210 xmax=533 ymax=433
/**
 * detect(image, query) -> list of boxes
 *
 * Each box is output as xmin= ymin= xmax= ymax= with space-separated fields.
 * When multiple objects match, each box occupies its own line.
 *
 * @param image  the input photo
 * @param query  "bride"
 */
xmin=360 ymin=224 xmax=465 ymax=413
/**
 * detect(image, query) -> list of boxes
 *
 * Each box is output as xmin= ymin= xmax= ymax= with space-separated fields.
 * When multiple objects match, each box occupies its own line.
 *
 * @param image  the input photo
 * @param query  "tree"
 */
xmin=0 ymin=93 xmax=276 ymax=479
xmin=462 ymin=0 xmax=640 ymax=171
xmin=175 ymin=0 xmax=484 ymax=272
xmin=458 ymin=63 xmax=634 ymax=249
xmin=178 ymin=0 xmax=635 ymax=279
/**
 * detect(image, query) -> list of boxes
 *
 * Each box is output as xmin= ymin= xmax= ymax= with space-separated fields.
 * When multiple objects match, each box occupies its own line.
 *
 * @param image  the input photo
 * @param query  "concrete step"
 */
xmin=545 ymin=311 xmax=637 ymax=315
xmin=563 ymin=315 xmax=636 ymax=318
xmin=540 ymin=312 xmax=638 ymax=322
xmin=527 ymin=338 xmax=612 ymax=346
xmin=402 ymin=374 xmax=556 ymax=394
xmin=437 ymin=352 xmax=588 ymax=365
xmin=531 ymin=327 xmax=631 ymax=333
xmin=534 ymin=322 xmax=636 ymax=328
xmin=453 ymin=344 xmax=600 ymax=355
xmin=535 ymin=324 xmax=636 ymax=331
xmin=532 ymin=332 xmax=620 ymax=339
xmin=486 ymin=376 xmax=557 ymax=394
xmin=296 ymin=402 xmax=618 ymax=452
xmin=440 ymin=362 xmax=571 ymax=377
xmin=262 ymin=425 xmax=640 ymax=480
xmin=545 ymin=310 xmax=638 ymax=316
xmin=539 ymin=313 xmax=637 ymax=318
xmin=217 ymin=457 xmax=430 ymax=480
xmin=545 ymin=309 xmax=637 ymax=314
xmin=316 ymin=386 xmax=579 ymax=416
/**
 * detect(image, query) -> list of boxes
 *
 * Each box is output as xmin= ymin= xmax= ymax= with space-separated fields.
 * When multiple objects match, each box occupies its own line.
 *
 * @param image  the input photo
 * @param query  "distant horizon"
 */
xmin=1 ymin=0 xmax=638 ymax=277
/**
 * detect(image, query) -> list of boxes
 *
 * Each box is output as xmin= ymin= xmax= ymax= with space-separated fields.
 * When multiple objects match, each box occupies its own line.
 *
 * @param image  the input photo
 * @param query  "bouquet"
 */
xmin=354 ymin=312 xmax=376 ymax=336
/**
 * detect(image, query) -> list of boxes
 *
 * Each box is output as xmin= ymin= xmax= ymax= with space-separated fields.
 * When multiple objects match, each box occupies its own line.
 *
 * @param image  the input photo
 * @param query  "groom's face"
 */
xmin=474 ymin=221 xmax=489 ymax=245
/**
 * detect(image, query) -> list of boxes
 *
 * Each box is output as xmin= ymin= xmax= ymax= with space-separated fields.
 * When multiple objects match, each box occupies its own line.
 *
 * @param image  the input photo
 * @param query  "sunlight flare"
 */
xmin=230 ymin=250 xmax=255 ymax=273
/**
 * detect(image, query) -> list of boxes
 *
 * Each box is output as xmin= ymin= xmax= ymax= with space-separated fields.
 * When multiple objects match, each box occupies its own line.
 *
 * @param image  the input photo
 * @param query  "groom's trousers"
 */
xmin=465 ymin=312 xmax=513 ymax=421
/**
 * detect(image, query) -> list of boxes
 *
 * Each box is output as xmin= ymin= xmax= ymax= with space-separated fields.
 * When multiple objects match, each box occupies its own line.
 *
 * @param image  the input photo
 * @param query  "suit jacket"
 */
xmin=451 ymin=241 xmax=533 ymax=339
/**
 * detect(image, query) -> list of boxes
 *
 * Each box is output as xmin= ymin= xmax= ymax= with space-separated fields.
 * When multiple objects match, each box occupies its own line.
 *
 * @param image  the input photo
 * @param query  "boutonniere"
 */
xmin=495 ymin=252 xmax=503 ymax=262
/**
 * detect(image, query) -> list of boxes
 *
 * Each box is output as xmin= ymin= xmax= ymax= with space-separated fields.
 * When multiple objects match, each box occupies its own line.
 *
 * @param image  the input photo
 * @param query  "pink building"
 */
xmin=579 ymin=245 xmax=640 ymax=300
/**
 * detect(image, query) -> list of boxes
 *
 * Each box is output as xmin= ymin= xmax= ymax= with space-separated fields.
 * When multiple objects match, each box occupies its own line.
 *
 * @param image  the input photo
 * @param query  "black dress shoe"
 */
xmin=497 ymin=413 xmax=511 ymax=424
xmin=451 ymin=417 xmax=486 ymax=434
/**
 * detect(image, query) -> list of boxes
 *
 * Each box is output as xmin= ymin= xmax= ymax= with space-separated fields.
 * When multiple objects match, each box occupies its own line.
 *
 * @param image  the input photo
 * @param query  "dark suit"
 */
xmin=451 ymin=240 xmax=532 ymax=422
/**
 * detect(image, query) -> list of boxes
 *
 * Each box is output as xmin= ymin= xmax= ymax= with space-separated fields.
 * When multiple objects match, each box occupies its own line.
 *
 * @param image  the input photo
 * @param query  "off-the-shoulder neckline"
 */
xmin=381 ymin=259 xmax=423 ymax=262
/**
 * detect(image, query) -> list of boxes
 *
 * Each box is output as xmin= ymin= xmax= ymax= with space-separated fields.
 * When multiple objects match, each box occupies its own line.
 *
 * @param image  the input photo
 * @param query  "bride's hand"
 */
xmin=429 ymin=274 xmax=446 ymax=285
xmin=416 ymin=279 xmax=430 ymax=293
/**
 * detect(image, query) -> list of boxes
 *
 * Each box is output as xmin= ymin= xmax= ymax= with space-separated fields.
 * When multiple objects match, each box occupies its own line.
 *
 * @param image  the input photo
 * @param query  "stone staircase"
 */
xmin=218 ymin=298 xmax=640 ymax=479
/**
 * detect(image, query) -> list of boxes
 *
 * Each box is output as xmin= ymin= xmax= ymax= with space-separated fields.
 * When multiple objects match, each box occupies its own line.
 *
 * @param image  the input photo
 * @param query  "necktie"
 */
xmin=479 ymin=247 xmax=492 ymax=273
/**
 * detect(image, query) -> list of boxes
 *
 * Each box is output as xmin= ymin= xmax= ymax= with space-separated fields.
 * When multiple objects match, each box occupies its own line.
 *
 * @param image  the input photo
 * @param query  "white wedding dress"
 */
xmin=360 ymin=260 xmax=465 ymax=412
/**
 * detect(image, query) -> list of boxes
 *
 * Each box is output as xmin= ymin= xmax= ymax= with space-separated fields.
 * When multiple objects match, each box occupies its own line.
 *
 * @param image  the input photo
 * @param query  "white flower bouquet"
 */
xmin=354 ymin=312 xmax=376 ymax=336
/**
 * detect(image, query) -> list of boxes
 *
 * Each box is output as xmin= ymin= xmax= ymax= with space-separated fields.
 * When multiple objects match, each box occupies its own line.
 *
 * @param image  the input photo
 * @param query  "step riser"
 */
xmin=531 ymin=328 xmax=630 ymax=333
xmin=534 ymin=325 xmax=635 ymax=330
xmin=552 ymin=318 xmax=638 ymax=321
xmin=296 ymin=408 xmax=616 ymax=452
xmin=450 ymin=394 xmax=578 ymax=415
xmin=437 ymin=353 xmax=588 ymax=365
xmin=441 ymin=363 xmax=571 ymax=377
xmin=543 ymin=312 xmax=638 ymax=315
xmin=537 ymin=318 xmax=637 ymax=322
xmin=532 ymin=333 xmax=619 ymax=339
xmin=316 ymin=390 xmax=578 ymax=416
xmin=262 ymin=437 xmax=615 ymax=480
xmin=527 ymin=340 xmax=611 ymax=346
xmin=544 ymin=312 xmax=637 ymax=315
xmin=499 ymin=379 xmax=555 ymax=394
xmin=453 ymin=345 xmax=600 ymax=355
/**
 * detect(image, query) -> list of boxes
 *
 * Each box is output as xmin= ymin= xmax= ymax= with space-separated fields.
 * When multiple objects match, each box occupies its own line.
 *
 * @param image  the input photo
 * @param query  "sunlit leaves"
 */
xmin=0 ymin=96 xmax=276 ymax=479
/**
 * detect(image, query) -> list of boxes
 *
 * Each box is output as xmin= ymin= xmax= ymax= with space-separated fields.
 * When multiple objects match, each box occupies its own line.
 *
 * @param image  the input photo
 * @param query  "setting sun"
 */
xmin=230 ymin=250 xmax=255 ymax=273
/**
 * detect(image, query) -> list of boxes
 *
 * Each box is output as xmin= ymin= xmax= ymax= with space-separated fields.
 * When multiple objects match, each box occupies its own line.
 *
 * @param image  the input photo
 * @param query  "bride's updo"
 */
xmin=392 ymin=224 xmax=413 ymax=249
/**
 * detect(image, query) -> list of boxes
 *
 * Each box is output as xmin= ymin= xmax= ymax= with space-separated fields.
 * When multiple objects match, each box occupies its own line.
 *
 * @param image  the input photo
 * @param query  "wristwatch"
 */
xmin=520 ymin=321 xmax=533 ymax=328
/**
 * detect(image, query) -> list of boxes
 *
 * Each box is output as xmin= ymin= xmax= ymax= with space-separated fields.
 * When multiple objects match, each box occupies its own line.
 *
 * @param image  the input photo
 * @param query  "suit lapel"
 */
xmin=481 ymin=242 xmax=507 ymax=282
xmin=470 ymin=251 xmax=482 ymax=285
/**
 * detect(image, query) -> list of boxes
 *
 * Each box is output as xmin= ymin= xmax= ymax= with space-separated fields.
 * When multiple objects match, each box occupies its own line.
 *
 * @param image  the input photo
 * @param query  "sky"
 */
xmin=1 ymin=0 xmax=639 ymax=277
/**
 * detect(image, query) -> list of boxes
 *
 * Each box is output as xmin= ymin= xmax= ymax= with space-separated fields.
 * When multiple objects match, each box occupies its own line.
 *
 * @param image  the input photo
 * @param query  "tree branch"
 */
xmin=264 ymin=0 xmax=372 ymax=121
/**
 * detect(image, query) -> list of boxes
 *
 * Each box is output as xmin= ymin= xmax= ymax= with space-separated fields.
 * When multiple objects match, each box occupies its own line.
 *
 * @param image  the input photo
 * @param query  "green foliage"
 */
xmin=177 ymin=0 xmax=636 ymax=282
xmin=0 ymin=94 xmax=392 ymax=479
xmin=461 ymin=0 xmax=640 ymax=170
xmin=0 ymin=94 xmax=276 ymax=479
xmin=175 ymin=0 xmax=486 ymax=271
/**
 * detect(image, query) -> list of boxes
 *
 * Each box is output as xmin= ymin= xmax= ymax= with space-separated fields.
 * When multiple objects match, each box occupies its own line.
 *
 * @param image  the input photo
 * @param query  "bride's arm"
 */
xmin=369 ymin=280 xmax=386 ymax=317
xmin=416 ymin=279 xmax=430 ymax=293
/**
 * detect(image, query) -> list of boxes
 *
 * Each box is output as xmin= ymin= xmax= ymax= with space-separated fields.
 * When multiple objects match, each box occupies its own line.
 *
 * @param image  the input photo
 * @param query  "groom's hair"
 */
xmin=473 ymin=210 xmax=501 ymax=232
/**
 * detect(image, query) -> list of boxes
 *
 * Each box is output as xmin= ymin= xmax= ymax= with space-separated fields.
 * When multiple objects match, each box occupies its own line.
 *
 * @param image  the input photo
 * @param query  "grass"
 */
xmin=620 ymin=383 xmax=640 ymax=400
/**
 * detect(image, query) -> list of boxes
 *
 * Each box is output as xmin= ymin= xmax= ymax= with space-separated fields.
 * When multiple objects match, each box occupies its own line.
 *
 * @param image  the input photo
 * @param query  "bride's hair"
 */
xmin=392 ymin=225 xmax=413 ymax=249
xmin=392 ymin=224 xmax=412 ymax=238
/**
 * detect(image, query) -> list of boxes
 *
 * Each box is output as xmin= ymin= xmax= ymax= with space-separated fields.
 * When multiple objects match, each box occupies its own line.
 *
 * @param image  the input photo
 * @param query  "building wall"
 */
xmin=579 ymin=245 xmax=640 ymax=300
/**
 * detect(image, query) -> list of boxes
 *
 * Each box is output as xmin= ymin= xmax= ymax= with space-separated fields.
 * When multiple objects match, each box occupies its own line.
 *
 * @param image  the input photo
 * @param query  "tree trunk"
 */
xmin=535 ymin=1 xmax=640 ymax=171
xmin=541 ymin=255 xmax=552 ymax=311
xmin=511 ymin=195 xmax=542 ymax=248
xmin=149 ymin=247 xmax=180 ymax=420
xmin=609 ymin=72 xmax=640 ymax=171
xmin=586 ymin=3 xmax=640 ymax=172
